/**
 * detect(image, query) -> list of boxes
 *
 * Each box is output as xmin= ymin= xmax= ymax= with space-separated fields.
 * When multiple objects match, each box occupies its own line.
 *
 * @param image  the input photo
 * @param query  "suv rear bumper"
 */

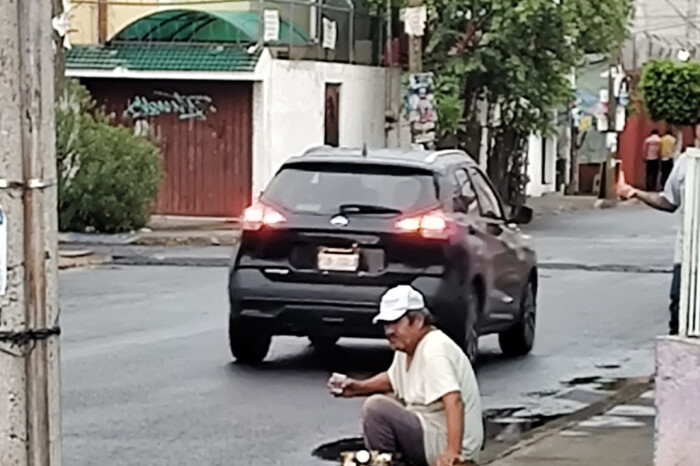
xmin=228 ymin=268 xmax=458 ymax=339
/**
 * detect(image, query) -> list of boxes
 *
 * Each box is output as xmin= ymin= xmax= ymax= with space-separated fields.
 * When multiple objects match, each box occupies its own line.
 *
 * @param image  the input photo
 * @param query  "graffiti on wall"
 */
xmin=124 ymin=91 xmax=216 ymax=121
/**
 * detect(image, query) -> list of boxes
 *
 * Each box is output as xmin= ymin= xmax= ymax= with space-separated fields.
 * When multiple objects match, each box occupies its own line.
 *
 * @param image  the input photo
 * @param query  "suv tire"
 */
xmin=464 ymin=283 xmax=480 ymax=367
xmin=499 ymin=280 xmax=536 ymax=357
xmin=228 ymin=316 xmax=271 ymax=365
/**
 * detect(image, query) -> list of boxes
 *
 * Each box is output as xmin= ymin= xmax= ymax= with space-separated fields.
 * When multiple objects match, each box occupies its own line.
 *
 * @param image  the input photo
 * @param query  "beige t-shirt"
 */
xmin=387 ymin=330 xmax=483 ymax=465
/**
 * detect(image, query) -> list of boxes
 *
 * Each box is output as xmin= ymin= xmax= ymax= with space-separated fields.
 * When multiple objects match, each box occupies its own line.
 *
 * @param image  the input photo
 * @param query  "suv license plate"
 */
xmin=318 ymin=250 xmax=360 ymax=272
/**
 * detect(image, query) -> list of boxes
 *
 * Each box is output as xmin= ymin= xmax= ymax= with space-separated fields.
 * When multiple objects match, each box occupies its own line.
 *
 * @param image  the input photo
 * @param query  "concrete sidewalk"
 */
xmin=487 ymin=389 xmax=655 ymax=466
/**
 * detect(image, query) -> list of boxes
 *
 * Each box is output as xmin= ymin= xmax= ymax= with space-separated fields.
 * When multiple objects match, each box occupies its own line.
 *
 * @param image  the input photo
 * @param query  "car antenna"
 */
xmin=362 ymin=143 xmax=368 ymax=157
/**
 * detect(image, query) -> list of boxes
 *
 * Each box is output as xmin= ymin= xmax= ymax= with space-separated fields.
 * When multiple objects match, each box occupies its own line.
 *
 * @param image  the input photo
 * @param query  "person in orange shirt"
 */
xmin=660 ymin=130 xmax=677 ymax=187
xmin=643 ymin=130 xmax=662 ymax=191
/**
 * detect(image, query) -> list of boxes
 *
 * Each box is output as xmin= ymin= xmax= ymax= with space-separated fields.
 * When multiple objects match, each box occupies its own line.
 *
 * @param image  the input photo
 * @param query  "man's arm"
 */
xmin=632 ymin=189 xmax=678 ymax=213
xmin=437 ymin=392 xmax=465 ymax=466
xmin=618 ymin=183 xmax=678 ymax=213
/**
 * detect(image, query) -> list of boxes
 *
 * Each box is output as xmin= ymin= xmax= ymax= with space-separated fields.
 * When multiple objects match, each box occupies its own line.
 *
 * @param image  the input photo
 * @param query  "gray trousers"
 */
xmin=362 ymin=394 xmax=428 ymax=466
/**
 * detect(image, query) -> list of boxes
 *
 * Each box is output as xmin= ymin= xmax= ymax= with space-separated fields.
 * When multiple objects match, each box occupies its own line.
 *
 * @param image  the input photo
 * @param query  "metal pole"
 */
xmin=679 ymin=149 xmax=700 ymax=337
xmin=385 ymin=0 xmax=392 ymax=65
xmin=602 ymin=51 xmax=619 ymax=200
xmin=349 ymin=1 xmax=355 ymax=63
xmin=567 ymin=106 xmax=579 ymax=195
xmin=258 ymin=0 xmax=265 ymax=49
xmin=0 ymin=1 xmax=61 ymax=465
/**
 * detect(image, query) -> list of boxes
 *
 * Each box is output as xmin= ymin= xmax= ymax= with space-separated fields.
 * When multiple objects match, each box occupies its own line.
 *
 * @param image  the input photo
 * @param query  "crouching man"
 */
xmin=328 ymin=285 xmax=484 ymax=466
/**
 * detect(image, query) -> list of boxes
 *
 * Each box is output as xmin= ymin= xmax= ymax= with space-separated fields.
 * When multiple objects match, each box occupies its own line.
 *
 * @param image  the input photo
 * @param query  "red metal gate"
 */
xmin=83 ymin=79 xmax=253 ymax=217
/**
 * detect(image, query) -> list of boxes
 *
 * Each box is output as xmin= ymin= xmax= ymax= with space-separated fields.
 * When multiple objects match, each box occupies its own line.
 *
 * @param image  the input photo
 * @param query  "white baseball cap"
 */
xmin=373 ymin=285 xmax=426 ymax=324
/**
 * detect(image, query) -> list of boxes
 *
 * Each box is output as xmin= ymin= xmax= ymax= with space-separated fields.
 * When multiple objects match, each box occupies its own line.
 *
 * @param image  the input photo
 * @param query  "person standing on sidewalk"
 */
xmin=328 ymin=285 xmax=484 ymax=466
xmin=660 ymin=130 xmax=677 ymax=187
xmin=618 ymin=152 xmax=688 ymax=335
xmin=643 ymin=130 xmax=662 ymax=191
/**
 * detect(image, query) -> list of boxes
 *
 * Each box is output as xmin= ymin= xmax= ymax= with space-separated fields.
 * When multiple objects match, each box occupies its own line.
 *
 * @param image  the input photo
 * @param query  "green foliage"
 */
xmin=56 ymin=80 xmax=163 ymax=233
xmin=640 ymin=60 xmax=700 ymax=126
xmin=414 ymin=0 xmax=632 ymax=204
xmin=565 ymin=0 xmax=634 ymax=54
xmin=433 ymin=72 xmax=465 ymax=137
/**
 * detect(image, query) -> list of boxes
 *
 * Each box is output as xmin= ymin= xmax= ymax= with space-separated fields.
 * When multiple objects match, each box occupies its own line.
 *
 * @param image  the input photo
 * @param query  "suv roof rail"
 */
xmin=425 ymin=149 xmax=468 ymax=164
xmin=302 ymin=145 xmax=333 ymax=155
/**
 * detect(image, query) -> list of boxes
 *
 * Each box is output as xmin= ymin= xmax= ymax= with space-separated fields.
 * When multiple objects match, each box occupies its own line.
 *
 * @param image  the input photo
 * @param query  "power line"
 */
xmin=633 ymin=21 xmax=697 ymax=34
xmin=660 ymin=0 xmax=700 ymax=34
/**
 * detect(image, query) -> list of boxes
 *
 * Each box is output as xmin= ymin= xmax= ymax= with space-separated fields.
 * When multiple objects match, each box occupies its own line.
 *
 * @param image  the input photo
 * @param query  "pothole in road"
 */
xmin=313 ymin=437 xmax=365 ymax=462
xmin=563 ymin=375 xmax=627 ymax=391
xmin=312 ymin=409 xmax=566 ymax=463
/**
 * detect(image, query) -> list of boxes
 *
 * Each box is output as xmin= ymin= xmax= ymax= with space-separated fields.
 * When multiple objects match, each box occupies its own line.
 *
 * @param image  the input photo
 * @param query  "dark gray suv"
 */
xmin=228 ymin=147 xmax=538 ymax=364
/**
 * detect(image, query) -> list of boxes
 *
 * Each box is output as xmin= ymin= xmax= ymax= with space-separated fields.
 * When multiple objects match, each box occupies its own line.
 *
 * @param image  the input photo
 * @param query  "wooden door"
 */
xmin=324 ymin=84 xmax=340 ymax=147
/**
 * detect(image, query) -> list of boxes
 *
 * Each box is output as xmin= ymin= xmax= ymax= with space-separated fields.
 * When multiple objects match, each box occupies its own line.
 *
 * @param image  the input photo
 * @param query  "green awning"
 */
xmin=66 ymin=43 xmax=261 ymax=72
xmin=112 ymin=9 xmax=309 ymax=45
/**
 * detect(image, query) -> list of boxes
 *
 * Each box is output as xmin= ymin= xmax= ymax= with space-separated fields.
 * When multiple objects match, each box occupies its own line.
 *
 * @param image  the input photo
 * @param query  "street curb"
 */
xmin=58 ymin=252 xmax=112 ymax=270
xmin=59 ymin=231 xmax=240 ymax=248
xmin=131 ymin=232 xmax=239 ymax=247
xmin=111 ymin=255 xmax=229 ymax=268
xmin=481 ymin=376 xmax=653 ymax=464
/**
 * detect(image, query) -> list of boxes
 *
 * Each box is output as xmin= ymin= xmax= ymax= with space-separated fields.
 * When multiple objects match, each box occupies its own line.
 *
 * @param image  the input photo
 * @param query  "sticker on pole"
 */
xmin=0 ymin=206 xmax=6 ymax=296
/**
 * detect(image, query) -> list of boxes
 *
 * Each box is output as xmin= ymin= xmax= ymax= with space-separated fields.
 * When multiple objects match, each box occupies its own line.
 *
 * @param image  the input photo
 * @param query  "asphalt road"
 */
xmin=59 ymin=206 xmax=677 ymax=466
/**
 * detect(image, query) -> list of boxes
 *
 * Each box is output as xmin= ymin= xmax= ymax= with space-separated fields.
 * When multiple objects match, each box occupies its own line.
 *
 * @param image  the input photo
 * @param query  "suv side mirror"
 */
xmin=509 ymin=205 xmax=533 ymax=225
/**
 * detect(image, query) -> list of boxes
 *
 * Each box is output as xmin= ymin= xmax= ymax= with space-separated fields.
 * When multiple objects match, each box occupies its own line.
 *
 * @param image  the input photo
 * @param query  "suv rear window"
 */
xmin=262 ymin=163 xmax=439 ymax=215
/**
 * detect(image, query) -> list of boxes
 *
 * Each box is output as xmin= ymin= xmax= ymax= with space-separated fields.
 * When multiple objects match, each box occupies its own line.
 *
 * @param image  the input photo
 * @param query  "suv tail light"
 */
xmin=242 ymin=202 xmax=286 ymax=231
xmin=395 ymin=210 xmax=453 ymax=239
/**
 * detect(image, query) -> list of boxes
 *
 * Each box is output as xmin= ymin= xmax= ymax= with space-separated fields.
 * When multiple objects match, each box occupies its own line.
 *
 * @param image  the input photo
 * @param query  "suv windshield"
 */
xmin=262 ymin=163 xmax=439 ymax=215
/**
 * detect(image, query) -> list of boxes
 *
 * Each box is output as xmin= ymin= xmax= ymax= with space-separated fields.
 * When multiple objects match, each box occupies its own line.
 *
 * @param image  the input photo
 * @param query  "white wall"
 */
xmin=251 ymin=53 xmax=405 ymax=195
xmin=526 ymin=134 xmax=558 ymax=197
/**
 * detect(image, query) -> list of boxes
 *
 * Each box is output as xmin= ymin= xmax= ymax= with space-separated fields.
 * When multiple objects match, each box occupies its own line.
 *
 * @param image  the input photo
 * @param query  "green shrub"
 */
xmin=56 ymin=80 xmax=163 ymax=233
xmin=640 ymin=60 xmax=700 ymax=126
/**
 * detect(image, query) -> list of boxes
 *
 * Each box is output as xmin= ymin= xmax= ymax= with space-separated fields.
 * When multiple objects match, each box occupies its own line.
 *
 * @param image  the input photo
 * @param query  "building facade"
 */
xmin=66 ymin=4 xmax=407 ymax=217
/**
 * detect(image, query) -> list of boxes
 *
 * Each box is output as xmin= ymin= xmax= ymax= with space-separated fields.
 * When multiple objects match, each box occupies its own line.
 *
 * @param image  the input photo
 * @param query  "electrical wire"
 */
xmin=0 ymin=307 xmax=62 ymax=359
xmin=660 ymin=0 xmax=700 ymax=34
xmin=633 ymin=21 xmax=698 ymax=34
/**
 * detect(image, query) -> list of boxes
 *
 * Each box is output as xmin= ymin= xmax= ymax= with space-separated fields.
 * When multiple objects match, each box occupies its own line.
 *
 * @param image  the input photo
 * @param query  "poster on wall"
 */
xmin=402 ymin=6 xmax=427 ymax=37
xmin=405 ymin=73 xmax=438 ymax=146
xmin=264 ymin=10 xmax=280 ymax=42
xmin=322 ymin=17 xmax=337 ymax=50
xmin=0 ymin=206 xmax=6 ymax=296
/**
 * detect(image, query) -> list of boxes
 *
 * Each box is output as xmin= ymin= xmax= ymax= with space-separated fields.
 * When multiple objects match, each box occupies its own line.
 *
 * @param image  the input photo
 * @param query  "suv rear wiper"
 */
xmin=338 ymin=204 xmax=402 ymax=215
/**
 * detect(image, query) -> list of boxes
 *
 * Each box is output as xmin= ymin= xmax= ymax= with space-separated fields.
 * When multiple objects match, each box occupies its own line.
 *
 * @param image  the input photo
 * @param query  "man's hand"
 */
xmin=327 ymin=376 xmax=363 ymax=398
xmin=616 ymin=181 xmax=638 ymax=200
xmin=436 ymin=450 xmax=462 ymax=466
xmin=327 ymin=372 xmax=393 ymax=398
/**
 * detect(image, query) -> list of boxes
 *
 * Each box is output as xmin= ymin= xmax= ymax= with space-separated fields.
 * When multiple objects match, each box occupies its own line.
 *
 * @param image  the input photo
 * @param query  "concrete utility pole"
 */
xmin=407 ymin=0 xmax=423 ymax=73
xmin=0 ymin=1 xmax=62 ymax=466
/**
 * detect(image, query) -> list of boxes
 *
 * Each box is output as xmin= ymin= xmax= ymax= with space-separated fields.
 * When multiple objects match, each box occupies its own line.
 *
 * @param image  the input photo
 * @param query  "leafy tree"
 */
xmin=371 ymin=0 xmax=633 ymax=205
xmin=423 ymin=0 xmax=632 ymax=205
xmin=640 ymin=60 xmax=700 ymax=126
xmin=56 ymin=80 xmax=163 ymax=233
